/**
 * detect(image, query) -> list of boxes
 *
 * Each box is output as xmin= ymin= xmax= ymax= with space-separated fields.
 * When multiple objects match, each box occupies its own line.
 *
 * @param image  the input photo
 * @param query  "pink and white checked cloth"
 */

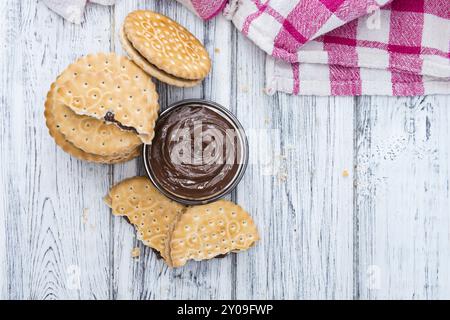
xmin=181 ymin=0 xmax=450 ymax=96
xmin=176 ymin=0 xmax=229 ymax=20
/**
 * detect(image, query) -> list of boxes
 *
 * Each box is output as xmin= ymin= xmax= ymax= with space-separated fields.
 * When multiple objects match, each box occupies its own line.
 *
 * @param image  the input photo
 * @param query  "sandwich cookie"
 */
xmin=44 ymin=53 xmax=159 ymax=163
xmin=57 ymin=70 xmax=158 ymax=144
xmin=121 ymin=10 xmax=211 ymax=87
xmin=45 ymin=85 xmax=142 ymax=163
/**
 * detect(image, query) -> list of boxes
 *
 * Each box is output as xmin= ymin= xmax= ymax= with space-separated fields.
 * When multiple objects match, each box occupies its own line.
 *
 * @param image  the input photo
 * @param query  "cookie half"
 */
xmin=45 ymin=83 xmax=141 ymax=163
xmin=122 ymin=10 xmax=211 ymax=86
xmin=57 ymin=70 xmax=158 ymax=144
xmin=51 ymin=89 xmax=142 ymax=157
xmin=105 ymin=176 xmax=185 ymax=266
xmin=169 ymin=200 xmax=260 ymax=267
xmin=45 ymin=53 xmax=159 ymax=162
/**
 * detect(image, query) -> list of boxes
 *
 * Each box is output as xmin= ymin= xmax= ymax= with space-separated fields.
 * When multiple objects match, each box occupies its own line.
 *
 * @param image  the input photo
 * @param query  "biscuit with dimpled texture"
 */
xmin=105 ymin=176 xmax=185 ymax=266
xmin=52 ymin=96 xmax=141 ymax=157
xmin=123 ymin=10 xmax=211 ymax=83
xmin=120 ymin=25 xmax=201 ymax=88
xmin=45 ymin=83 xmax=141 ymax=163
xmin=57 ymin=70 xmax=158 ymax=144
xmin=169 ymin=200 xmax=259 ymax=267
xmin=45 ymin=53 xmax=158 ymax=162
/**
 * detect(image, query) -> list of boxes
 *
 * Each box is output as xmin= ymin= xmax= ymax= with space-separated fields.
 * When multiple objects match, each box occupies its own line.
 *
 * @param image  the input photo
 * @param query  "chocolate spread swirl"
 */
xmin=147 ymin=105 xmax=242 ymax=200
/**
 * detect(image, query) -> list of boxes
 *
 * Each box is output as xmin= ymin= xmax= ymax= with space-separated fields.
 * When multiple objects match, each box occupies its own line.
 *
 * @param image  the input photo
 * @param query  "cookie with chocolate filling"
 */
xmin=121 ymin=10 xmax=211 ymax=87
xmin=45 ymin=83 xmax=142 ymax=163
xmin=45 ymin=53 xmax=158 ymax=163
xmin=57 ymin=69 xmax=158 ymax=144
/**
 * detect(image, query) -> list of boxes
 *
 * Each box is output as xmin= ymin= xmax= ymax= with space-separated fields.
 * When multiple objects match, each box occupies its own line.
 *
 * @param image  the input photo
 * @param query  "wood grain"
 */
xmin=111 ymin=0 xmax=234 ymax=300
xmin=0 ymin=0 xmax=114 ymax=299
xmin=356 ymin=95 xmax=450 ymax=299
xmin=0 ymin=0 xmax=449 ymax=300
xmin=0 ymin=0 xmax=8 ymax=299
xmin=231 ymin=28 xmax=355 ymax=298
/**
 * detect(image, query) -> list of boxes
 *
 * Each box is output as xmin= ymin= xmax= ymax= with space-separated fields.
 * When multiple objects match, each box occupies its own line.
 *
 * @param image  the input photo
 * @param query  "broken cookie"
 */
xmin=106 ymin=176 xmax=260 ymax=268
xmin=57 ymin=70 xmax=158 ymax=144
xmin=170 ymin=200 xmax=260 ymax=267
xmin=105 ymin=176 xmax=184 ymax=266
xmin=44 ymin=53 xmax=159 ymax=163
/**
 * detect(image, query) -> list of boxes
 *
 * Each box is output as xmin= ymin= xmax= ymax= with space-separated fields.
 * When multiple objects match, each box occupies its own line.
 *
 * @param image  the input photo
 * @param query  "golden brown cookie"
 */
xmin=169 ymin=200 xmax=260 ymax=267
xmin=120 ymin=26 xmax=201 ymax=88
xmin=57 ymin=70 xmax=158 ymax=144
xmin=45 ymin=53 xmax=158 ymax=162
xmin=45 ymin=83 xmax=141 ymax=164
xmin=105 ymin=176 xmax=185 ymax=266
xmin=52 ymin=95 xmax=142 ymax=157
xmin=122 ymin=10 xmax=211 ymax=86
xmin=58 ymin=52 xmax=159 ymax=89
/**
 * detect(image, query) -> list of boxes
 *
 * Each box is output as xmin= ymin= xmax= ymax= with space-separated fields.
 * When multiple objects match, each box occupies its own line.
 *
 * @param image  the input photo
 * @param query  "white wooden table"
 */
xmin=1 ymin=0 xmax=449 ymax=300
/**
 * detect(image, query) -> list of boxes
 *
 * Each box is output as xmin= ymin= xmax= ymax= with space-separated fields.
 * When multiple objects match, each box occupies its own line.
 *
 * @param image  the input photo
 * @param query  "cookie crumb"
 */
xmin=214 ymin=48 xmax=220 ymax=54
xmin=241 ymin=85 xmax=249 ymax=93
xmin=131 ymin=247 xmax=140 ymax=258
xmin=342 ymin=169 xmax=349 ymax=177
xmin=277 ymin=171 xmax=288 ymax=182
xmin=82 ymin=208 xmax=89 ymax=224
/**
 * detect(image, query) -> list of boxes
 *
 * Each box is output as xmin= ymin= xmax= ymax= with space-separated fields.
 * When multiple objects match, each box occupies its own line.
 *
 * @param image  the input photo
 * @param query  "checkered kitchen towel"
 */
xmin=182 ymin=0 xmax=450 ymax=96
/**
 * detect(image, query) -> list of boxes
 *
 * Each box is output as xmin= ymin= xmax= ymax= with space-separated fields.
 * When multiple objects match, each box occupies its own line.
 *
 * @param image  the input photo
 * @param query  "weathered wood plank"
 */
xmin=356 ymin=95 xmax=450 ymax=299
xmin=0 ymin=0 xmax=9 ymax=300
xmin=1 ymin=0 xmax=114 ymax=299
xmin=233 ymin=31 xmax=355 ymax=299
xmin=2 ymin=0 xmax=450 ymax=301
xmin=111 ymin=0 xmax=234 ymax=299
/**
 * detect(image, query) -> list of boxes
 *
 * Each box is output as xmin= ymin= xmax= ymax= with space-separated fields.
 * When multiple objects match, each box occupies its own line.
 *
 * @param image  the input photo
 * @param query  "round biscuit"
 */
xmin=57 ymin=70 xmax=158 ymax=144
xmin=120 ymin=26 xmax=201 ymax=88
xmin=45 ymin=84 xmax=141 ymax=164
xmin=45 ymin=53 xmax=158 ymax=160
xmin=123 ymin=10 xmax=211 ymax=81
xmin=52 ymin=96 xmax=142 ymax=157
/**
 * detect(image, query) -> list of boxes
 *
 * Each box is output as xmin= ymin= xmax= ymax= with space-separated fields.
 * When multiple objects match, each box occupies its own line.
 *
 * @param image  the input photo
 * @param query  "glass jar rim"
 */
xmin=143 ymin=99 xmax=249 ymax=205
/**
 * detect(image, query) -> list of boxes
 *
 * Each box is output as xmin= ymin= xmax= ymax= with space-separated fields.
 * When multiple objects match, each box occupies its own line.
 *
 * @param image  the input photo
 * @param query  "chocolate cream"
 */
xmin=147 ymin=104 xmax=243 ymax=200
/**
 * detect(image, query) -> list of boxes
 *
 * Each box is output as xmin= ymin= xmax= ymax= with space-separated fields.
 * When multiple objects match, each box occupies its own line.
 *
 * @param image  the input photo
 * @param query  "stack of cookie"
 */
xmin=45 ymin=53 xmax=159 ymax=163
xmin=105 ymin=177 xmax=260 ymax=268
xmin=45 ymin=10 xmax=211 ymax=163
xmin=120 ymin=10 xmax=211 ymax=87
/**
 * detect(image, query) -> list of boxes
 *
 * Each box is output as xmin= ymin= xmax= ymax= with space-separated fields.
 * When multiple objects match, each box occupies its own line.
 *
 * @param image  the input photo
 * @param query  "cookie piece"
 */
xmin=59 ymin=52 xmax=158 ymax=89
xmin=52 ymin=94 xmax=142 ymax=157
xmin=57 ymin=70 xmax=158 ymax=144
xmin=45 ymin=53 xmax=158 ymax=161
xmin=45 ymin=84 xmax=141 ymax=163
xmin=169 ymin=200 xmax=260 ymax=267
xmin=105 ymin=176 xmax=185 ymax=266
xmin=122 ymin=10 xmax=211 ymax=84
xmin=120 ymin=26 xmax=201 ymax=88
